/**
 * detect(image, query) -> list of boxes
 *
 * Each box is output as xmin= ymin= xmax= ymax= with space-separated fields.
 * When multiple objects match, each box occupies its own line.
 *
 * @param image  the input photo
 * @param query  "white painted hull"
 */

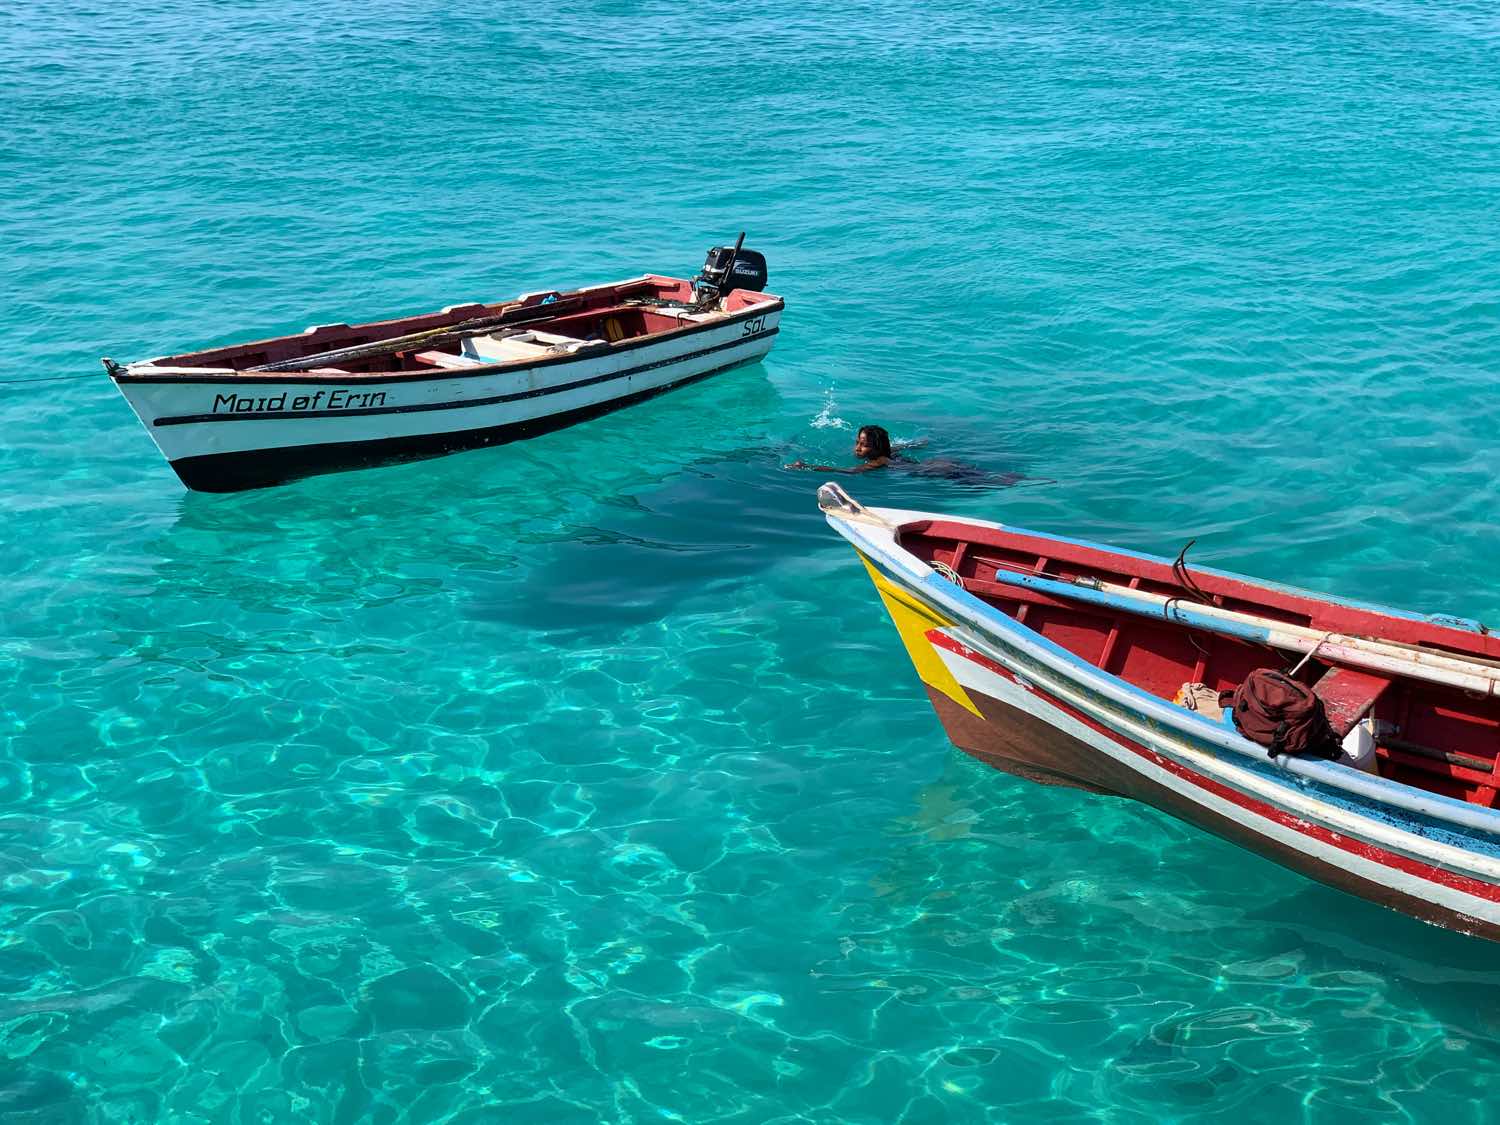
xmin=113 ymin=305 xmax=779 ymax=491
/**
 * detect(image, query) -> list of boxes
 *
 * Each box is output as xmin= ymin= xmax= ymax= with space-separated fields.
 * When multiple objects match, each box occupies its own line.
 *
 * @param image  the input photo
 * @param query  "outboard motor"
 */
xmin=692 ymin=234 xmax=768 ymax=304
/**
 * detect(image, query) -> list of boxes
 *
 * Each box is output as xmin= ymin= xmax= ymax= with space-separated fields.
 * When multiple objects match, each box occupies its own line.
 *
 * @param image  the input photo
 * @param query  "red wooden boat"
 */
xmin=820 ymin=484 xmax=1500 ymax=941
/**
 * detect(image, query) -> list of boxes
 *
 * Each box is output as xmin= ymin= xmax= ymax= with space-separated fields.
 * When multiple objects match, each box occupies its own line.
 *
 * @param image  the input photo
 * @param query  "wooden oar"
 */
xmin=1385 ymin=736 xmax=1494 ymax=774
xmin=246 ymin=314 xmax=523 ymax=373
xmin=245 ymin=279 xmax=653 ymax=373
xmin=967 ymin=565 xmax=1500 ymax=697
xmin=1080 ymin=574 xmax=1500 ymax=679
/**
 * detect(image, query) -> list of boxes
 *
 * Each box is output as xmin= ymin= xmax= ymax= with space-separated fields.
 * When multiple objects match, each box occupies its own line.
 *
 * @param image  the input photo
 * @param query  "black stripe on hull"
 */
xmin=170 ymin=355 xmax=759 ymax=493
xmin=154 ymin=327 xmax=779 ymax=427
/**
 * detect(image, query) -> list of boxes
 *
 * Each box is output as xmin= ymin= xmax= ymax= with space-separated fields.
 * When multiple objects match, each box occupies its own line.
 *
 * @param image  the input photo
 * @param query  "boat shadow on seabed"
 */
xmin=144 ymin=368 xmax=787 ymax=626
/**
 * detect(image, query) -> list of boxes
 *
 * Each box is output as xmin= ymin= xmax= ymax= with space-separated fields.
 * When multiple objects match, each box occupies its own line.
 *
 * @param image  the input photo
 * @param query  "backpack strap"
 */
xmin=1270 ymin=719 xmax=1288 ymax=758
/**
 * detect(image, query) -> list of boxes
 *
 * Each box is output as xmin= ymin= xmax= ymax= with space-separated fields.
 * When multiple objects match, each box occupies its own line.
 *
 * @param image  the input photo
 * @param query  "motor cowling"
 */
xmin=693 ymin=245 xmax=768 ymax=301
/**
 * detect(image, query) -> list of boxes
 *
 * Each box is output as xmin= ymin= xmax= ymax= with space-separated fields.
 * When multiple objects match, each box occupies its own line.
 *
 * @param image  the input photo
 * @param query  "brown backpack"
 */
xmin=1219 ymin=669 xmax=1339 ymax=759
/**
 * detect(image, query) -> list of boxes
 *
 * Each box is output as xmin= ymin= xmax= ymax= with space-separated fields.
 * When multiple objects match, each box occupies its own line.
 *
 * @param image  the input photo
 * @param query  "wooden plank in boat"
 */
xmin=1313 ymin=666 xmax=1394 ymax=738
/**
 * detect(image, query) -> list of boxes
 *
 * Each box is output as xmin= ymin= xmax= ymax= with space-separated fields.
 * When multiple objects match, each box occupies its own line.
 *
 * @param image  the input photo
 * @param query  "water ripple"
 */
xmin=6 ymin=0 xmax=1500 ymax=1120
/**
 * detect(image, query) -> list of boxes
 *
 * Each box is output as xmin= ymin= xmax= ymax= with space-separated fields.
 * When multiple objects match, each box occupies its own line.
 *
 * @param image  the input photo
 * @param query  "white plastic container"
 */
xmin=1341 ymin=718 xmax=1380 ymax=774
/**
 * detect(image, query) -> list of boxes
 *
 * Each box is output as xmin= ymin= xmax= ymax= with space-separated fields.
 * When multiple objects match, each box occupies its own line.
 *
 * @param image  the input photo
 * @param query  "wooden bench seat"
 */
xmin=412 ymin=350 xmax=484 ymax=369
xmin=1312 ymin=666 xmax=1394 ymax=738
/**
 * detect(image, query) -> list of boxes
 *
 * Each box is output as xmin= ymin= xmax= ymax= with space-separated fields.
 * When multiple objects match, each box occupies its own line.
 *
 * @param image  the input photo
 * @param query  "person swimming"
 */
xmin=786 ymin=424 xmax=1039 ymax=486
xmin=785 ymin=425 xmax=897 ymax=474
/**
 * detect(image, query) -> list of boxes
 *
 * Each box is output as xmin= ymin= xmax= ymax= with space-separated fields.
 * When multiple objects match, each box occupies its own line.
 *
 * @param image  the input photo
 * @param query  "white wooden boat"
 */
xmin=104 ymin=240 xmax=781 ymax=491
xmin=820 ymin=484 xmax=1500 ymax=942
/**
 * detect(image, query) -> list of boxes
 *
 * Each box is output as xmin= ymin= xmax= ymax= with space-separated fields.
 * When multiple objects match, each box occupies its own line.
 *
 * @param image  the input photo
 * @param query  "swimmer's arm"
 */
xmin=784 ymin=459 xmax=888 ymax=473
xmin=785 ymin=462 xmax=849 ymax=472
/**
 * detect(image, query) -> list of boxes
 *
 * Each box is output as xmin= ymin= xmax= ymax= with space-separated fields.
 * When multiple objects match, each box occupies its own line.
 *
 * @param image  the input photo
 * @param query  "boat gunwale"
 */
xmin=826 ymin=503 xmax=1500 ymax=841
xmin=146 ymin=325 xmax=781 ymax=429
xmin=873 ymin=507 xmax=1494 ymax=646
xmin=922 ymin=624 xmax=1500 ymax=875
xmin=112 ymin=286 xmax=785 ymax=386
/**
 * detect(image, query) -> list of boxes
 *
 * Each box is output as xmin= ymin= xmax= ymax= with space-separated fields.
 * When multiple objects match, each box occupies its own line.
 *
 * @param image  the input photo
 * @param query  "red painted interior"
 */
xmin=144 ymin=277 xmax=777 ymax=374
xmin=901 ymin=519 xmax=1500 ymax=807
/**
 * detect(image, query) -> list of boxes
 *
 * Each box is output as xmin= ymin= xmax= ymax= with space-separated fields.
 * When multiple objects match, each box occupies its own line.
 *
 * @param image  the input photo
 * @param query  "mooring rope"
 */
xmin=1289 ymin=631 xmax=1336 ymax=677
xmin=0 ymin=371 xmax=103 ymax=387
xmin=932 ymin=560 xmax=966 ymax=588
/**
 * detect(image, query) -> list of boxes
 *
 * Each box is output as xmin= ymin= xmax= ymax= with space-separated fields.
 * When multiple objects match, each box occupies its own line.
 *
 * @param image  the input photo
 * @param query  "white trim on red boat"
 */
xmin=819 ymin=484 xmax=1500 ymax=941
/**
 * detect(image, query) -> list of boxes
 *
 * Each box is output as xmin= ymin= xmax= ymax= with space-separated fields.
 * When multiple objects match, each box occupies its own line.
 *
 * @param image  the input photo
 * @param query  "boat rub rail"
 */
xmin=113 ymin=283 xmax=782 ymax=386
xmin=151 ymin=328 xmax=780 ymax=426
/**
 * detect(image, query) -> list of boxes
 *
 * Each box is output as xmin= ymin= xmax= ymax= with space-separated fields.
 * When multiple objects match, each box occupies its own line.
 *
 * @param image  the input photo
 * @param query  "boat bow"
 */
xmin=820 ymin=484 xmax=1500 ymax=941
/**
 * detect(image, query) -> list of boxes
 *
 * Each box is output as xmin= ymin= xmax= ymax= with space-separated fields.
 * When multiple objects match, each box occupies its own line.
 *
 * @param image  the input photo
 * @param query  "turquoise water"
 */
xmin=6 ymin=1 xmax=1500 ymax=1119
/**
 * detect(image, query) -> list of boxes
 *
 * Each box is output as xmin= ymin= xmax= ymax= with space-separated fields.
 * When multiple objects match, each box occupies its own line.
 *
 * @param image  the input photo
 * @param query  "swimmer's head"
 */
xmin=854 ymin=425 xmax=892 ymax=461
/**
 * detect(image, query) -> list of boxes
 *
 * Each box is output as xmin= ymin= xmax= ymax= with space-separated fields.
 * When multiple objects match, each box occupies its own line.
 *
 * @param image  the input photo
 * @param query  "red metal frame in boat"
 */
xmin=900 ymin=517 xmax=1500 ymax=806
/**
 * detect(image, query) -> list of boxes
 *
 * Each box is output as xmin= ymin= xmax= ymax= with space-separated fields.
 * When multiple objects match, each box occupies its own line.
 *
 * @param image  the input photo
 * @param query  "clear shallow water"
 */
xmin=5 ymin=1 xmax=1500 ymax=1119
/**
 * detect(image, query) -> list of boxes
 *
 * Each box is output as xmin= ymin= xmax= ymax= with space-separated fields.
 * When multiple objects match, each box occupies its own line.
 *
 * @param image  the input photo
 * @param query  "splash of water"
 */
xmin=810 ymin=388 xmax=849 ymax=430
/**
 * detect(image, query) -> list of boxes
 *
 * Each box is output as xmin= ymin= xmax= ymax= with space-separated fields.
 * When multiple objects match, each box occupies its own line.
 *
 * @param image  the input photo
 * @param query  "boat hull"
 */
xmin=926 ymin=670 xmax=1500 ymax=942
xmin=827 ymin=503 xmax=1500 ymax=943
xmin=114 ymin=304 xmax=779 ymax=492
